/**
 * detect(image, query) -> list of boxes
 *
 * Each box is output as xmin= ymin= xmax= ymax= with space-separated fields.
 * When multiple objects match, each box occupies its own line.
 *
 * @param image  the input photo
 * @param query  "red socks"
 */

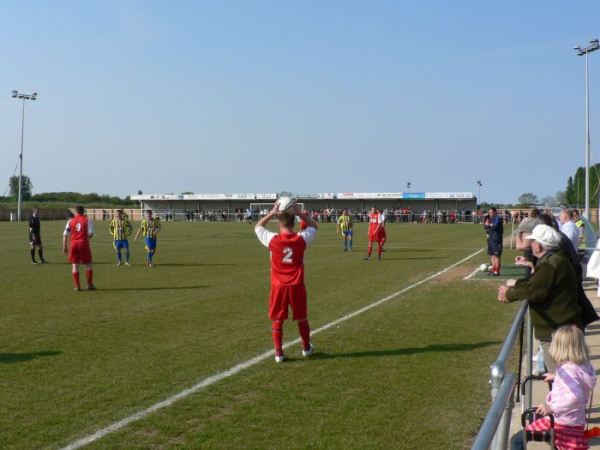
xmin=272 ymin=321 xmax=283 ymax=355
xmin=72 ymin=272 xmax=81 ymax=289
xmin=85 ymin=269 xmax=93 ymax=286
xmin=272 ymin=320 xmax=311 ymax=354
xmin=377 ymin=243 xmax=383 ymax=258
xmin=367 ymin=243 xmax=373 ymax=257
xmin=298 ymin=320 xmax=311 ymax=350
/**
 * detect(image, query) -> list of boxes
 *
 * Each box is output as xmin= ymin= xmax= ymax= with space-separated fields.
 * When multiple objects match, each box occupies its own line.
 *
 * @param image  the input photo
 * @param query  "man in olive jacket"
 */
xmin=498 ymin=224 xmax=581 ymax=372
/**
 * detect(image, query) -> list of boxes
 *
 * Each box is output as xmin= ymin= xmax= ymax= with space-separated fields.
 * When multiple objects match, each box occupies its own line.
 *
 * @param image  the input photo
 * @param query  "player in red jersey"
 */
xmin=300 ymin=209 xmax=309 ymax=230
xmin=364 ymin=206 xmax=383 ymax=260
xmin=378 ymin=209 xmax=387 ymax=251
xmin=62 ymin=206 xmax=96 ymax=291
xmin=255 ymin=202 xmax=318 ymax=363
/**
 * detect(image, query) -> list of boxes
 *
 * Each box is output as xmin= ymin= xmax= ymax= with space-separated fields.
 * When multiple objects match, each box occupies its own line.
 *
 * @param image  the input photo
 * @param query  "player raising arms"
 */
xmin=134 ymin=210 xmax=161 ymax=267
xmin=255 ymin=202 xmax=318 ymax=363
xmin=364 ymin=206 xmax=384 ymax=260
xmin=63 ymin=206 xmax=96 ymax=291
xmin=109 ymin=209 xmax=133 ymax=266
xmin=337 ymin=208 xmax=353 ymax=251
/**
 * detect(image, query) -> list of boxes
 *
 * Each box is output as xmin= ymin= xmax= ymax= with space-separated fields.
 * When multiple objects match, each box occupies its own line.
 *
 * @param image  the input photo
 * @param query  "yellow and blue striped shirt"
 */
xmin=109 ymin=218 xmax=132 ymax=241
xmin=140 ymin=218 xmax=161 ymax=238
xmin=338 ymin=214 xmax=352 ymax=232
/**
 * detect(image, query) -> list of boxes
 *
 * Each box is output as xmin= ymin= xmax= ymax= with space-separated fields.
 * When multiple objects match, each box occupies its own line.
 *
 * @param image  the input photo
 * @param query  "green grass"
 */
xmin=0 ymin=221 xmax=520 ymax=449
xmin=469 ymin=264 xmax=529 ymax=280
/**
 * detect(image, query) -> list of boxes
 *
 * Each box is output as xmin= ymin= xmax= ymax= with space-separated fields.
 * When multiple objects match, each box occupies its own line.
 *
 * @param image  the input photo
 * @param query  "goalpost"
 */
xmin=249 ymin=202 xmax=305 ymax=221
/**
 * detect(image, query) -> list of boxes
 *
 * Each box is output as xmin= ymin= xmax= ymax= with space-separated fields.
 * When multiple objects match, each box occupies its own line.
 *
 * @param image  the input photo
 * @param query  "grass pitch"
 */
xmin=0 ymin=221 xmax=519 ymax=449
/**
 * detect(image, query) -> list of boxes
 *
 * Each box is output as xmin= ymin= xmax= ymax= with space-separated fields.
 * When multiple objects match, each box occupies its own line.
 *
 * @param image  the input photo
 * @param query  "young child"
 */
xmin=523 ymin=325 xmax=596 ymax=450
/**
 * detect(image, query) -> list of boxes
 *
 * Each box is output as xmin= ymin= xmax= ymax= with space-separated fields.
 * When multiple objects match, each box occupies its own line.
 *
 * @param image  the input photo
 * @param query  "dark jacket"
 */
xmin=506 ymin=249 xmax=582 ymax=340
xmin=557 ymin=232 xmax=599 ymax=328
xmin=484 ymin=215 xmax=504 ymax=243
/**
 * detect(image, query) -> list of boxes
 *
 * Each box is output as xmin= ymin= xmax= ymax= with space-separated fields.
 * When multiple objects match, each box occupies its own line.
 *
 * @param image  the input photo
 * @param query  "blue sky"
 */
xmin=1 ymin=0 xmax=599 ymax=203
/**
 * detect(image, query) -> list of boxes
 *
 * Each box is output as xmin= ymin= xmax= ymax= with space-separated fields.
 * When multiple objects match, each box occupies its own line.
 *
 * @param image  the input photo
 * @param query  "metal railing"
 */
xmin=471 ymin=301 xmax=533 ymax=450
xmin=79 ymin=209 xmax=498 ymax=224
xmin=471 ymin=373 xmax=517 ymax=450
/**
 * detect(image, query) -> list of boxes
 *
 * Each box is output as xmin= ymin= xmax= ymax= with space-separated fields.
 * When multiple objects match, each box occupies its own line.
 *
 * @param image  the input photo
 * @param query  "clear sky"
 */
xmin=1 ymin=0 xmax=599 ymax=203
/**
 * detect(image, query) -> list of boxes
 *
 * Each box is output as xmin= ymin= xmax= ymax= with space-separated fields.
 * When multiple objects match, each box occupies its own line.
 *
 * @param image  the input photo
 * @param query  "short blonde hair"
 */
xmin=549 ymin=325 xmax=590 ymax=366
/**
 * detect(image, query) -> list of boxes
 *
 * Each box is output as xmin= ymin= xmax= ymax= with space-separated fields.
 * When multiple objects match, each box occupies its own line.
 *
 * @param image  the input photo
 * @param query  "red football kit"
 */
xmin=64 ymin=215 xmax=93 ymax=264
xmin=256 ymin=224 xmax=317 ymax=357
xmin=64 ymin=213 xmax=95 ymax=290
xmin=378 ymin=213 xmax=387 ymax=241
xmin=300 ymin=218 xmax=308 ymax=230
xmin=367 ymin=211 xmax=386 ymax=259
xmin=368 ymin=212 xmax=381 ymax=242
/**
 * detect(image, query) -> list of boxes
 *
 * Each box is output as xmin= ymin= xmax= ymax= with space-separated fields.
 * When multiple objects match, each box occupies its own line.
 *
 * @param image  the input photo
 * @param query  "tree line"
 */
xmin=516 ymin=164 xmax=600 ymax=208
xmin=3 ymin=175 xmax=136 ymax=205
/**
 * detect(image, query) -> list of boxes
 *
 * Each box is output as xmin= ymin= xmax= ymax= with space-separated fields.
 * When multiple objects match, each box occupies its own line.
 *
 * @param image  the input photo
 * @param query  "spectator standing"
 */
xmin=573 ymin=209 xmax=585 ymax=246
xmin=559 ymin=209 xmax=580 ymax=250
xmin=498 ymin=225 xmax=582 ymax=372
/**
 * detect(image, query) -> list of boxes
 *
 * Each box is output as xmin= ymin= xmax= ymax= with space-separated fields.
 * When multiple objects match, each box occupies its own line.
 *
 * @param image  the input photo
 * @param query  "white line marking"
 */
xmin=464 ymin=267 xmax=481 ymax=280
xmin=61 ymin=248 xmax=484 ymax=450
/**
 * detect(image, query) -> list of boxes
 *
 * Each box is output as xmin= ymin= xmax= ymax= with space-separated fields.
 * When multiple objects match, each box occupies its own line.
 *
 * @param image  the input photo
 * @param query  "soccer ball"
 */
xmin=277 ymin=197 xmax=297 ymax=213
xmin=479 ymin=263 xmax=489 ymax=272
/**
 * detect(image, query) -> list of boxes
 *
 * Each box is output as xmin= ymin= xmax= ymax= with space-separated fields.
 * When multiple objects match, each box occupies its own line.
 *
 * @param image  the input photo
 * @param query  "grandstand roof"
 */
xmin=131 ymin=192 xmax=475 ymax=201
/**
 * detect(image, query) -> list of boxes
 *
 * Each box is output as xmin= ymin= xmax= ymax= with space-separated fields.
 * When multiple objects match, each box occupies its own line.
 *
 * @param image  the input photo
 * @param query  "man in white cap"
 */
xmin=497 ymin=224 xmax=582 ymax=373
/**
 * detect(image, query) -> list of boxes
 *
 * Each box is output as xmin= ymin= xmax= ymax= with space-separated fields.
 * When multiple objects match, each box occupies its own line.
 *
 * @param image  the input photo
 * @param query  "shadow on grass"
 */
xmin=0 ymin=351 xmax=61 ymax=364
xmin=380 ymin=248 xmax=434 ymax=253
xmin=296 ymin=341 xmax=501 ymax=361
xmin=379 ymin=256 xmax=447 ymax=261
xmin=79 ymin=262 xmax=234 ymax=267
xmin=100 ymin=285 xmax=209 ymax=292
xmin=152 ymin=263 xmax=235 ymax=267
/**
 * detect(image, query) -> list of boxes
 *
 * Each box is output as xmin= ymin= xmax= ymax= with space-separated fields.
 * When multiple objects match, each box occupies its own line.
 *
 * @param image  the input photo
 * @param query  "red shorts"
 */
xmin=369 ymin=231 xmax=384 ymax=242
xmin=69 ymin=241 xmax=92 ymax=264
xmin=269 ymin=283 xmax=307 ymax=321
xmin=378 ymin=228 xmax=387 ymax=240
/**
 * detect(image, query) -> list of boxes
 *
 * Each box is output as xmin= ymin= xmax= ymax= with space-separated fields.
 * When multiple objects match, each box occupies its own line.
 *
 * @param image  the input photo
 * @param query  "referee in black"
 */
xmin=29 ymin=208 xmax=47 ymax=264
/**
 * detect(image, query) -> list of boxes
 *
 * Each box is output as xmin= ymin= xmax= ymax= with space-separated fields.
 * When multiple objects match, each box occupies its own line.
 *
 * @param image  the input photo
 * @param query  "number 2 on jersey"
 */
xmin=282 ymin=247 xmax=293 ymax=264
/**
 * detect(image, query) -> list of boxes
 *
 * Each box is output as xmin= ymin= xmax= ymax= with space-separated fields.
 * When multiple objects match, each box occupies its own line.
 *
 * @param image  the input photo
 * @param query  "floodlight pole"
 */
xmin=575 ymin=40 xmax=599 ymax=219
xmin=585 ymin=50 xmax=590 ymax=219
xmin=11 ymin=90 xmax=37 ymax=222
xmin=18 ymin=99 xmax=25 ymax=222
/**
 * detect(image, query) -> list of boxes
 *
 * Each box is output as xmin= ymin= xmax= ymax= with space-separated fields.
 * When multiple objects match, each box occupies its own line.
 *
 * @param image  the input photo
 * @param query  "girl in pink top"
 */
xmin=527 ymin=325 xmax=596 ymax=450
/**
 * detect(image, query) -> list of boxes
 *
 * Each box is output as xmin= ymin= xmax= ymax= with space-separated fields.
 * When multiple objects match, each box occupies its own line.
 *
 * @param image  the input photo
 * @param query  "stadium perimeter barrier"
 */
xmin=75 ymin=209 xmax=499 ymax=224
xmin=471 ymin=301 xmax=533 ymax=450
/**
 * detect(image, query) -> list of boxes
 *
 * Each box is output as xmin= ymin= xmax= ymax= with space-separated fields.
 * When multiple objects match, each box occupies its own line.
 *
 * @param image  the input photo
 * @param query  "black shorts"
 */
xmin=29 ymin=233 xmax=42 ymax=246
xmin=488 ymin=241 xmax=502 ymax=256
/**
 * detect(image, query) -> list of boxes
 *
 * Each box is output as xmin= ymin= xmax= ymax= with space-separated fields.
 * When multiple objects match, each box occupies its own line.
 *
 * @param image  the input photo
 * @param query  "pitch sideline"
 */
xmin=61 ymin=248 xmax=485 ymax=450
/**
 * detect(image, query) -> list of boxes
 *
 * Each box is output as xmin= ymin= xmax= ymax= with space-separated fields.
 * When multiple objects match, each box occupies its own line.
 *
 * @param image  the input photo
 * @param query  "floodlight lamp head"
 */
xmin=31 ymin=93 xmax=37 ymax=100
xmin=11 ymin=90 xmax=18 ymax=98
